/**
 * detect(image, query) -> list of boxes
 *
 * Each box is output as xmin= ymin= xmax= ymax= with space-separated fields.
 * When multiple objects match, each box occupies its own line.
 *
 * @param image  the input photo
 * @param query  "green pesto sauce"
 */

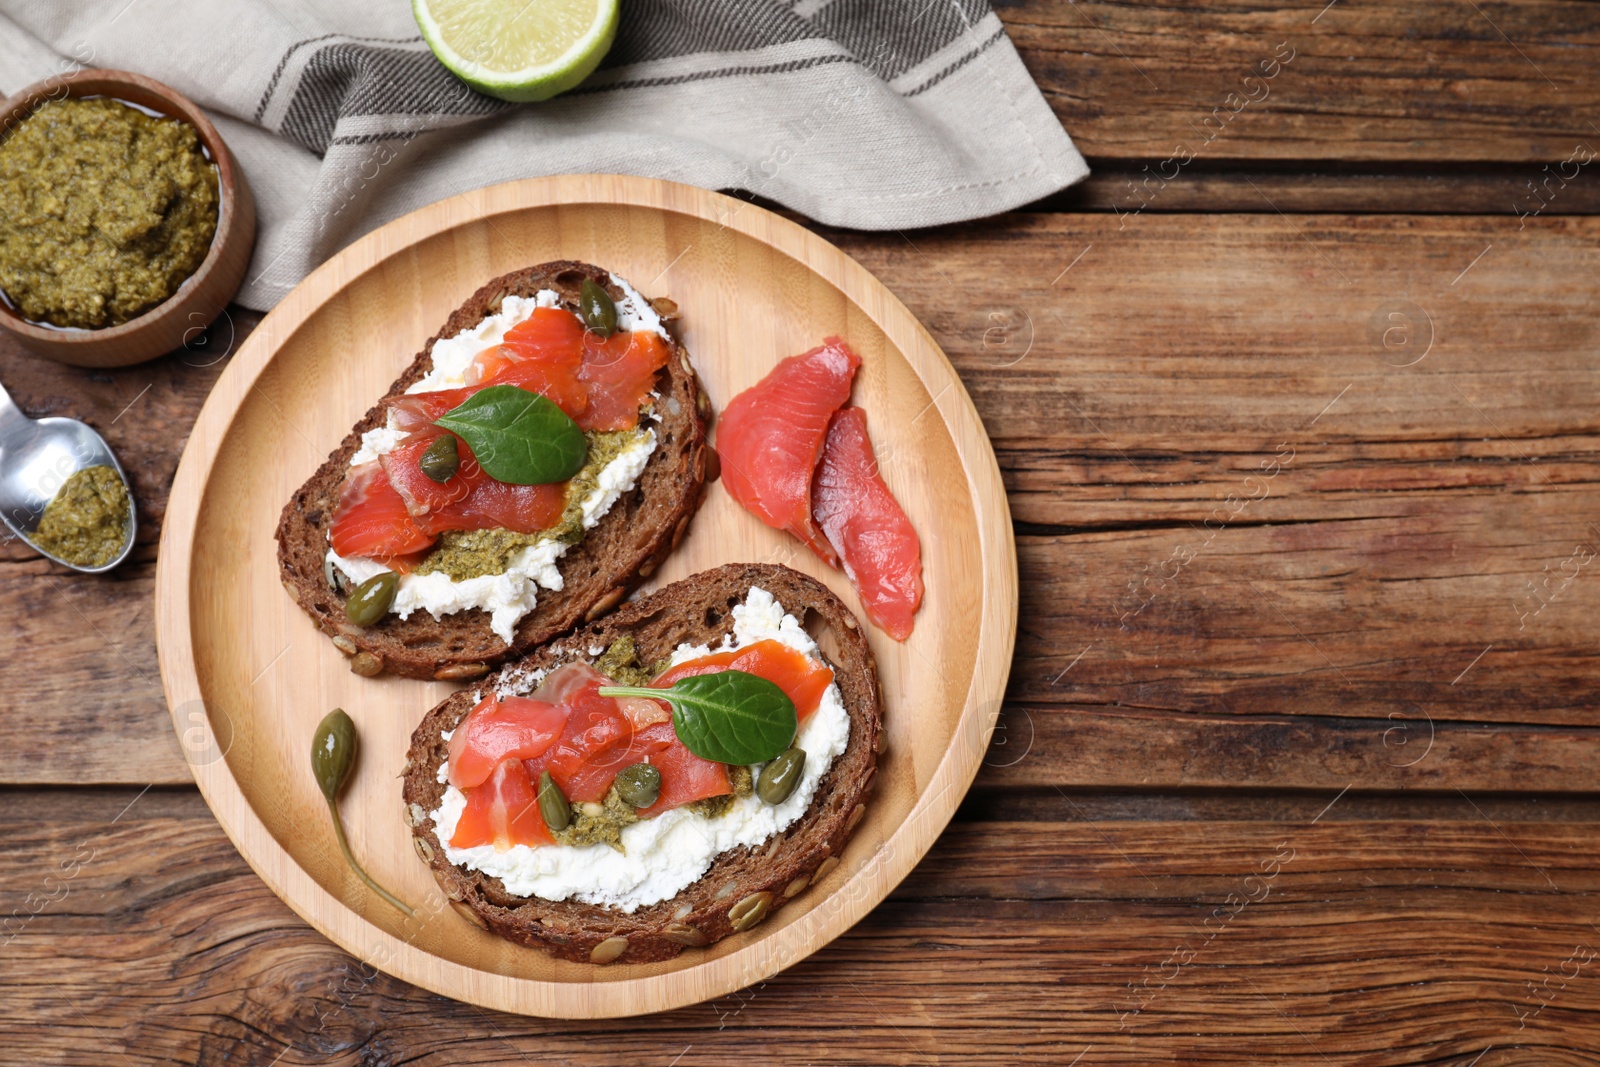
xmin=547 ymin=428 xmax=647 ymax=545
xmin=30 ymin=465 xmax=130 ymax=567
xmin=411 ymin=427 xmax=648 ymax=581
xmin=412 ymin=527 xmax=545 ymax=581
xmin=0 ymin=97 xmax=219 ymax=329
xmin=550 ymin=764 xmax=755 ymax=853
xmin=592 ymin=635 xmax=654 ymax=687
xmin=552 ymin=786 xmax=640 ymax=852
xmin=687 ymin=764 xmax=753 ymax=819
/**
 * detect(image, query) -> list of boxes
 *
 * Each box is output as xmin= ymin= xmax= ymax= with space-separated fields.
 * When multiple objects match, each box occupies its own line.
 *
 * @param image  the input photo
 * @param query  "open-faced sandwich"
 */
xmin=276 ymin=261 xmax=710 ymax=680
xmin=400 ymin=563 xmax=881 ymax=963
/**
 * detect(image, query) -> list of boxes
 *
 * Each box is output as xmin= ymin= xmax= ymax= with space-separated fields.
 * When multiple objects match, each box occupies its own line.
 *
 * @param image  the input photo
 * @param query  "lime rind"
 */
xmin=414 ymin=0 xmax=619 ymax=103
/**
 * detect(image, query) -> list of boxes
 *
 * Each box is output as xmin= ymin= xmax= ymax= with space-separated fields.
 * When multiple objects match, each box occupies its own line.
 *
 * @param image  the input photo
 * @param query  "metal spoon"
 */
xmin=0 ymin=379 xmax=136 ymax=573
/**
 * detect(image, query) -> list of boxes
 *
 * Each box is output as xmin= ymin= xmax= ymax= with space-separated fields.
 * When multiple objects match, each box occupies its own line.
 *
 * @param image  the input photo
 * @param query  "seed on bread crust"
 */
xmin=400 ymin=563 xmax=881 ymax=964
xmin=662 ymin=923 xmax=707 ymax=946
xmin=583 ymin=587 xmax=625 ymax=623
xmin=590 ymin=936 xmax=628 ymax=963
xmin=434 ymin=662 xmax=489 ymax=681
xmin=729 ymin=892 xmax=772 ymax=932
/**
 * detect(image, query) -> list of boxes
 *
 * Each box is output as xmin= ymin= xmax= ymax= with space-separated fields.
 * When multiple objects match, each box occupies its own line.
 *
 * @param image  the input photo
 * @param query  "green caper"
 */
xmin=755 ymin=747 xmax=805 ymax=805
xmin=419 ymin=434 xmax=459 ymax=483
xmin=344 ymin=571 xmax=398 ymax=627
xmin=614 ymin=763 xmax=662 ymax=808
xmin=311 ymin=709 xmax=413 ymax=916
xmin=312 ymin=708 xmax=357 ymax=802
xmin=579 ymin=279 xmax=618 ymax=338
xmin=539 ymin=770 xmax=572 ymax=831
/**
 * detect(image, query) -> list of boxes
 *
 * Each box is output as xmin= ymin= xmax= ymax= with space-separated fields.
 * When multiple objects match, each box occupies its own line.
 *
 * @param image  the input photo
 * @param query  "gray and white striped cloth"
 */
xmin=0 ymin=0 xmax=1087 ymax=311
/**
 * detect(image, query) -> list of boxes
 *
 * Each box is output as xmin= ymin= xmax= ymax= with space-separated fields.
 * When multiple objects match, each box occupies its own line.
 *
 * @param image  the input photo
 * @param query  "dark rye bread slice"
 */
xmin=276 ymin=261 xmax=710 ymax=681
xmin=400 ymin=563 xmax=882 ymax=964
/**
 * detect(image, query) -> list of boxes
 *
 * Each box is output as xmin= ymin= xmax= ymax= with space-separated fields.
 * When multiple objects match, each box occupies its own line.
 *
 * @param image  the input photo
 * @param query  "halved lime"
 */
xmin=414 ymin=0 xmax=619 ymax=103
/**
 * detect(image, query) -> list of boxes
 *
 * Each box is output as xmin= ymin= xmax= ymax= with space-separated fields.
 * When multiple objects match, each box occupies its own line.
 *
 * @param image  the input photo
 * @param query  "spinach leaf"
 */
xmin=434 ymin=385 xmax=586 ymax=485
xmin=598 ymin=671 xmax=798 ymax=764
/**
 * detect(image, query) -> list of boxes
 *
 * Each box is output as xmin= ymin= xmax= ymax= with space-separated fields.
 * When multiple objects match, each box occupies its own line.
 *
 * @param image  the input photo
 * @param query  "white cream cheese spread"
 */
xmin=429 ymin=587 xmax=852 ymax=912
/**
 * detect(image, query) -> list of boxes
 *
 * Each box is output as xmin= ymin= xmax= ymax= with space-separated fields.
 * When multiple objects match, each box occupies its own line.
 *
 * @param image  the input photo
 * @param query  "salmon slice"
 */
xmin=577 ymin=330 xmax=671 ymax=431
xmin=449 ymin=757 xmax=555 ymax=850
xmin=388 ymin=350 xmax=589 ymax=431
xmin=465 ymin=307 xmax=592 ymax=418
xmin=651 ymin=639 xmax=834 ymax=723
xmin=447 ymin=694 xmax=567 ymax=790
xmin=468 ymin=307 xmax=587 ymax=386
xmin=636 ymin=722 xmax=733 ymax=818
xmin=447 ymin=657 xmax=752 ymax=842
xmin=327 ymin=460 xmax=434 ymax=560
xmin=381 ymin=427 xmax=475 ymax=517
xmin=714 ymin=337 xmax=861 ymax=565
xmin=813 ymin=407 xmax=923 ymax=641
xmin=519 ymin=664 xmax=643 ymax=803
xmin=390 ymin=310 xmax=664 ymax=437
xmin=382 ymin=427 xmax=567 ymax=536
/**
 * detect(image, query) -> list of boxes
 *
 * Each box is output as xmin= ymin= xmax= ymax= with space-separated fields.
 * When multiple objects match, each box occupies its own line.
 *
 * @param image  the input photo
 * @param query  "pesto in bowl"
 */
xmin=0 ymin=96 xmax=218 ymax=329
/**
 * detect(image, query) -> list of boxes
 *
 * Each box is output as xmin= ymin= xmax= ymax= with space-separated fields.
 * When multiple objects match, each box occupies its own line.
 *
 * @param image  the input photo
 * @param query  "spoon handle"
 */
xmin=0 ymin=380 xmax=30 ymax=441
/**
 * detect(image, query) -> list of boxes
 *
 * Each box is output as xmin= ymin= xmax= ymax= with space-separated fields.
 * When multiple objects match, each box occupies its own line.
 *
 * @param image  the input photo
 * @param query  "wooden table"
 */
xmin=6 ymin=4 xmax=1599 ymax=1062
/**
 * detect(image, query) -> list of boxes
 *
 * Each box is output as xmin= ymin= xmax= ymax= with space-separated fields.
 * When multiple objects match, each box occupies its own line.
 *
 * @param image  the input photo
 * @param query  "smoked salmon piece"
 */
xmin=651 ymin=639 xmax=834 ymax=723
xmin=381 ymin=427 xmax=568 ymax=536
xmin=813 ymin=407 xmax=923 ymax=641
xmin=388 ymin=353 xmax=589 ymax=432
xmin=445 ymin=658 xmax=743 ymax=848
xmin=327 ymin=461 xmax=434 ymax=560
xmin=636 ymin=722 xmax=733 ymax=819
xmin=448 ymin=694 xmax=567 ymax=790
xmin=449 ymin=757 xmax=555 ymax=850
xmin=577 ymin=330 xmax=671 ymax=432
xmin=524 ymin=678 xmax=639 ymax=803
xmin=469 ymin=307 xmax=587 ymax=385
xmin=395 ymin=308 xmax=668 ymax=434
xmin=715 ymin=338 xmax=861 ymax=566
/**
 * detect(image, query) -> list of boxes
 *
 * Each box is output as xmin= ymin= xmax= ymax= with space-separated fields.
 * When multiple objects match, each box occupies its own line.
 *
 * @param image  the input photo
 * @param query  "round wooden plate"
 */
xmin=155 ymin=175 xmax=1016 ymax=1018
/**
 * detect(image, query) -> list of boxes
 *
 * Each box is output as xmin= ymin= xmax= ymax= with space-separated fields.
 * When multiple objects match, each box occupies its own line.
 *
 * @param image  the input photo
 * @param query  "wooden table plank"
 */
xmin=6 ymin=788 xmax=1597 ymax=1064
xmin=1003 ymin=0 xmax=1600 ymax=164
xmin=982 ymin=704 xmax=1596 ymax=793
xmin=1063 ymin=165 xmax=1600 ymax=216
xmin=7 ymin=214 xmax=1598 ymax=790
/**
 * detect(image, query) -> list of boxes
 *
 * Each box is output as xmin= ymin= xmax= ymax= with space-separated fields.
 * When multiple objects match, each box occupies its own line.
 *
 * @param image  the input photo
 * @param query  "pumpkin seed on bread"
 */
xmin=275 ymin=261 xmax=710 ymax=680
xmin=401 ymin=563 xmax=882 ymax=964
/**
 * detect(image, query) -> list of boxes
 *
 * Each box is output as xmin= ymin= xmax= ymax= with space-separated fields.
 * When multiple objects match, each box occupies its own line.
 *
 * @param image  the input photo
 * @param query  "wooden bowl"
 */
xmin=155 ymin=175 xmax=1017 ymax=1017
xmin=0 ymin=69 xmax=256 ymax=368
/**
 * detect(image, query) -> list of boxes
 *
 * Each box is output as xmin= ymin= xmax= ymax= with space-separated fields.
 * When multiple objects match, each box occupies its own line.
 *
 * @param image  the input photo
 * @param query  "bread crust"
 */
xmin=275 ymin=261 xmax=709 ymax=680
xmin=400 ymin=563 xmax=882 ymax=964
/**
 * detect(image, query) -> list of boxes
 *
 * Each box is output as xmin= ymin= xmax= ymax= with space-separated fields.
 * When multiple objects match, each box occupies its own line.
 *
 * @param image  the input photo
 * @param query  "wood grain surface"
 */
xmin=5 ymin=0 xmax=1600 ymax=1058
xmin=1005 ymin=0 xmax=1600 ymax=163
xmin=6 ymin=787 xmax=1599 ymax=1064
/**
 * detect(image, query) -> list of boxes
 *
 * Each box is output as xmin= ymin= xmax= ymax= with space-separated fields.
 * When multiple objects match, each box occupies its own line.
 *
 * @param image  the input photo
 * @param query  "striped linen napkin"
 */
xmin=0 ymin=0 xmax=1087 ymax=310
